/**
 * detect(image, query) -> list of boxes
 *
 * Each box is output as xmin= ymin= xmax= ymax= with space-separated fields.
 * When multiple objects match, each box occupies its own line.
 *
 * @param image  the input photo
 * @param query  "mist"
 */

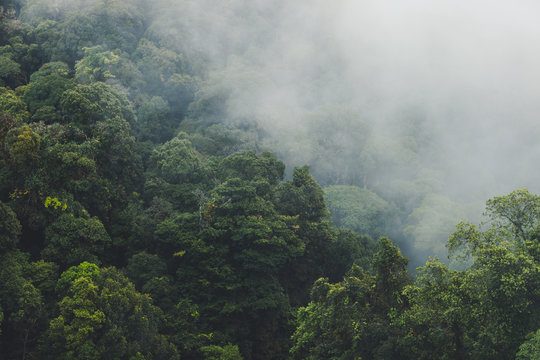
xmin=19 ymin=0 xmax=540 ymax=263
xmin=136 ymin=0 xmax=540 ymax=264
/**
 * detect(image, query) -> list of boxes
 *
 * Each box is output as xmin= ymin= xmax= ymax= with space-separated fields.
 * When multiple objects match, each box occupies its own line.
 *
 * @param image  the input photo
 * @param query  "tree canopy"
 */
xmin=0 ymin=2 xmax=538 ymax=360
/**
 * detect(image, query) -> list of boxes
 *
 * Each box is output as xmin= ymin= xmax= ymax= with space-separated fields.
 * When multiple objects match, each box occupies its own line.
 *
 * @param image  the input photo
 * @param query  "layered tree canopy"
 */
xmin=0 ymin=1 xmax=538 ymax=360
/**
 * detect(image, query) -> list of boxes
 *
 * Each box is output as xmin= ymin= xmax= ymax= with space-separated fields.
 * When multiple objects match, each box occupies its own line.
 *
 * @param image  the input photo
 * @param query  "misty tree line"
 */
xmin=0 ymin=0 xmax=539 ymax=359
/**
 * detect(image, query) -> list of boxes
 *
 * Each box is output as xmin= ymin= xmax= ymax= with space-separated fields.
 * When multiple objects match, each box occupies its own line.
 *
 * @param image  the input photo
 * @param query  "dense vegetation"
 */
xmin=0 ymin=1 xmax=539 ymax=359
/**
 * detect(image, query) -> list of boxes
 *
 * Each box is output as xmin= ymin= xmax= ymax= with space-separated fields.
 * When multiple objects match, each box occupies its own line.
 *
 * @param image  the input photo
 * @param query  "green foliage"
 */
xmin=326 ymin=229 xmax=376 ymax=282
xmin=325 ymin=185 xmax=393 ymax=239
xmin=74 ymin=46 xmax=144 ymax=92
xmin=0 ymin=3 xmax=354 ymax=359
xmin=276 ymin=165 xmax=326 ymax=221
xmin=290 ymin=238 xmax=410 ymax=360
xmin=22 ymin=0 xmax=145 ymax=65
xmin=56 ymin=261 xmax=100 ymax=296
xmin=5 ymin=124 xmax=40 ymax=168
xmin=44 ymin=196 xmax=67 ymax=211
xmin=125 ymin=252 xmax=167 ymax=290
xmin=163 ymin=73 xmax=197 ymax=116
xmin=0 ymin=251 xmax=56 ymax=359
xmin=275 ymin=165 xmax=336 ymax=306
xmin=399 ymin=259 xmax=470 ymax=360
xmin=485 ymin=189 xmax=540 ymax=242
xmin=0 ymin=200 xmax=21 ymax=252
xmin=19 ymin=61 xmax=75 ymax=119
xmin=42 ymin=214 xmax=112 ymax=269
xmin=75 ymin=46 xmax=121 ymax=84
xmin=0 ymin=54 xmax=23 ymax=87
xmin=0 ymin=111 xmax=18 ymax=158
xmin=201 ymin=344 xmax=243 ymax=360
xmin=185 ymin=123 xmax=260 ymax=156
xmin=29 ymin=61 xmax=71 ymax=82
xmin=290 ymin=272 xmax=371 ymax=360
xmin=372 ymin=237 xmax=410 ymax=314
xmin=136 ymin=96 xmax=173 ymax=143
xmin=92 ymin=114 xmax=141 ymax=187
xmin=218 ymin=150 xmax=284 ymax=188
xmin=516 ymin=330 xmax=540 ymax=360
xmin=60 ymin=82 xmax=135 ymax=127
xmin=401 ymin=190 xmax=540 ymax=359
xmin=133 ymin=38 xmax=191 ymax=99
xmin=149 ymin=152 xmax=347 ymax=358
xmin=42 ymin=263 xmax=179 ymax=360
xmin=151 ymin=133 xmax=207 ymax=184
xmin=0 ymin=86 xmax=30 ymax=122
xmin=40 ymin=133 xmax=97 ymax=185
xmin=449 ymin=189 xmax=540 ymax=261
xmin=6 ymin=3 xmax=540 ymax=360
xmin=0 ymin=32 xmax=43 ymax=86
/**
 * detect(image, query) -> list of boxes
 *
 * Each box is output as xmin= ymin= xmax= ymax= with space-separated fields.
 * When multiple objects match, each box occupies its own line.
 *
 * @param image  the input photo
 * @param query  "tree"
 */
xmin=151 ymin=133 xmax=208 ymax=185
xmin=0 ymin=53 xmax=23 ymax=87
xmin=403 ymin=189 xmax=540 ymax=359
xmin=290 ymin=237 xmax=410 ymax=360
xmin=163 ymin=73 xmax=197 ymax=117
xmin=276 ymin=165 xmax=326 ymax=222
xmin=59 ymin=82 xmax=135 ymax=129
xmin=136 ymin=96 xmax=172 ymax=143
xmin=290 ymin=267 xmax=373 ymax=360
xmin=133 ymin=38 xmax=190 ymax=97
xmin=5 ymin=124 xmax=40 ymax=171
xmin=125 ymin=251 xmax=167 ymax=291
xmin=19 ymin=61 xmax=75 ymax=121
xmin=74 ymin=46 xmax=120 ymax=84
xmin=201 ymin=344 xmax=243 ymax=360
xmin=325 ymin=185 xmax=394 ymax=239
xmin=372 ymin=237 xmax=410 ymax=313
xmin=23 ymin=0 xmax=144 ymax=65
xmin=152 ymin=151 xmax=328 ymax=359
xmin=516 ymin=330 xmax=540 ymax=360
xmin=92 ymin=114 xmax=141 ymax=188
xmin=0 ymin=251 xmax=57 ymax=359
xmin=42 ymin=214 xmax=111 ymax=269
xmin=38 ymin=127 xmax=97 ymax=187
xmin=40 ymin=262 xmax=179 ymax=360
xmin=0 ymin=86 xmax=30 ymax=122
xmin=0 ymin=30 xmax=44 ymax=85
xmin=448 ymin=189 xmax=540 ymax=259
xmin=400 ymin=259 xmax=471 ymax=360
xmin=0 ymin=200 xmax=21 ymax=252
xmin=275 ymin=165 xmax=336 ymax=305
xmin=326 ymin=229 xmax=376 ymax=282
xmin=404 ymin=193 xmax=469 ymax=260
xmin=74 ymin=46 xmax=143 ymax=91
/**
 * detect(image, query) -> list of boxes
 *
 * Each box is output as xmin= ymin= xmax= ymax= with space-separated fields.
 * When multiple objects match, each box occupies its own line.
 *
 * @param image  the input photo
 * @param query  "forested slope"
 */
xmin=0 ymin=1 xmax=539 ymax=359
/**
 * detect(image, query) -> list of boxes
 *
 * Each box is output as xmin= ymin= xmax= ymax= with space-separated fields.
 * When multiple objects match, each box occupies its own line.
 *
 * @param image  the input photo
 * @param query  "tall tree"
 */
xmin=40 ymin=262 xmax=179 ymax=360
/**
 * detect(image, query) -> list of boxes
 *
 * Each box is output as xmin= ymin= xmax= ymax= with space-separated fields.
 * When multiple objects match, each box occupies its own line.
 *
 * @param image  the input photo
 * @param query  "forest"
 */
xmin=0 ymin=0 xmax=539 ymax=359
